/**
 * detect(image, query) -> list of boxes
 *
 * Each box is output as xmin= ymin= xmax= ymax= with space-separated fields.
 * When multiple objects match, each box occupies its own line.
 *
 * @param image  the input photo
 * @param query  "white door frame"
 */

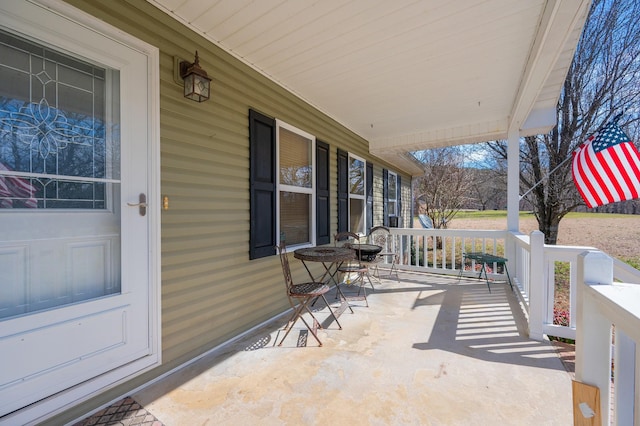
xmin=0 ymin=1 xmax=161 ymax=424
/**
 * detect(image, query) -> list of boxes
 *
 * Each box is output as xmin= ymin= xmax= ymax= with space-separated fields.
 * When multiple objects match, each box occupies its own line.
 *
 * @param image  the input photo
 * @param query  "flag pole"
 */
xmin=519 ymin=156 xmax=572 ymax=200
xmin=519 ymin=111 xmax=625 ymax=201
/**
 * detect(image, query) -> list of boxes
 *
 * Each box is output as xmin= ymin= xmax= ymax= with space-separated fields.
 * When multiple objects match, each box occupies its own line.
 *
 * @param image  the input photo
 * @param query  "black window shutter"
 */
xmin=337 ymin=149 xmax=348 ymax=233
xmin=249 ymin=109 xmax=276 ymax=259
xmin=397 ymin=175 xmax=402 ymax=227
xmin=316 ymin=140 xmax=330 ymax=245
xmin=366 ymin=161 xmax=373 ymax=233
xmin=382 ymin=168 xmax=389 ymax=227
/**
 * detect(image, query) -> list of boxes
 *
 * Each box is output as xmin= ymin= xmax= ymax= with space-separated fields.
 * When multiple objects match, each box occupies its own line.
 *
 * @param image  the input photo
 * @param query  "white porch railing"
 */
xmin=575 ymin=251 xmax=640 ymax=425
xmin=389 ymin=227 xmax=509 ymax=277
xmin=388 ymin=226 xmax=640 ymax=424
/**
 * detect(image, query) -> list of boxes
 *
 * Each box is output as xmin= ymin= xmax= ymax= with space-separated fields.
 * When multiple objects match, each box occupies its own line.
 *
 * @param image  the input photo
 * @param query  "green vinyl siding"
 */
xmin=53 ymin=0 xmax=413 ymax=422
xmin=373 ymin=164 xmax=387 ymax=226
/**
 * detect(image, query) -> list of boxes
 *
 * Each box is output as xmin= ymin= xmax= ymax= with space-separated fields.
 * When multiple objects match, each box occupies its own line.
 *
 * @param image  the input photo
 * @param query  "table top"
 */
xmin=345 ymin=243 xmax=382 ymax=255
xmin=293 ymin=246 xmax=355 ymax=262
xmin=464 ymin=252 xmax=508 ymax=262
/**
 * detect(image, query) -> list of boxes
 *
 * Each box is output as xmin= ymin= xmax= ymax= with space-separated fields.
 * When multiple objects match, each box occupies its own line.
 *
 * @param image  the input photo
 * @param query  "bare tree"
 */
xmin=488 ymin=0 xmax=640 ymax=244
xmin=469 ymin=168 xmax=507 ymax=210
xmin=413 ymin=147 xmax=475 ymax=229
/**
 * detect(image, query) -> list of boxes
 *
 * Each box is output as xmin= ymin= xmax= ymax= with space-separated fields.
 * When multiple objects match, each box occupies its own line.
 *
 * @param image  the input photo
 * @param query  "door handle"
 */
xmin=127 ymin=193 xmax=147 ymax=216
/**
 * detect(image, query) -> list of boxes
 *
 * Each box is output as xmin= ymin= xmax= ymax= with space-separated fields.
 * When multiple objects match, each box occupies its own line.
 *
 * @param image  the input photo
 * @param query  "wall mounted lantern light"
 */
xmin=180 ymin=51 xmax=211 ymax=102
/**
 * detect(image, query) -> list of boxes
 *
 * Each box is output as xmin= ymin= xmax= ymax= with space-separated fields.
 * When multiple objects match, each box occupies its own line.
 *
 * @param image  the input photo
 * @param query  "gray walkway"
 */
xmin=90 ymin=271 xmax=574 ymax=425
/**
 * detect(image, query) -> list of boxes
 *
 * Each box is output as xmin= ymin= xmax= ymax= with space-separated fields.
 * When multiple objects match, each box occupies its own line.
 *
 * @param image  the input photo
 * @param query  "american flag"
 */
xmin=0 ymin=162 xmax=37 ymax=208
xmin=572 ymin=119 xmax=640 ymax=208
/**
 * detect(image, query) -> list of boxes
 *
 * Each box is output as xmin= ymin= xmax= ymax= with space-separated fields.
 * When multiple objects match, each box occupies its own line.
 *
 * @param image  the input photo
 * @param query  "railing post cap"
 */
xmin=578 ymin=250 xmax=613 ymax=286
xmin=578 ymin=250 xmax=612 ymax=261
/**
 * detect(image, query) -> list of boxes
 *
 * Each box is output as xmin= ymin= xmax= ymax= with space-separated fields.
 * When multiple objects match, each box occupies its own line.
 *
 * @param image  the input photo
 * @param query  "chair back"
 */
xmin=335 ymin=231 xmax=365 ymax=265
xmin=368 ymin=226 xmax=391 ymax=250
xmin=334 ymin=231 xmax=359 ymax=247
xmin=276 ymin=242 xmax=294 ymax=292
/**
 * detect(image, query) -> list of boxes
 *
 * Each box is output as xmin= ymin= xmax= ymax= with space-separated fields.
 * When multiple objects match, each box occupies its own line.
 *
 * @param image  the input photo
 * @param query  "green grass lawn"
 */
xmin=452 ymin=209 xmax=527 ymax=219
xmin=453 ymin=209 xmax=635 ymax=220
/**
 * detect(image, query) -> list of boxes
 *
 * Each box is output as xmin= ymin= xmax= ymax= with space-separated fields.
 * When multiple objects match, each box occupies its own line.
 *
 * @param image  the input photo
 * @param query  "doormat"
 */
xmin=72 ymin=396 xmax=164 ymax=426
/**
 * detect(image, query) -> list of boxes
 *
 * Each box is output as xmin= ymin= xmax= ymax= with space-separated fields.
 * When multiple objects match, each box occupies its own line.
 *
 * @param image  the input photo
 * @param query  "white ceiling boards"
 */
xmin=149 ymin=0 xmax=590 ymax=172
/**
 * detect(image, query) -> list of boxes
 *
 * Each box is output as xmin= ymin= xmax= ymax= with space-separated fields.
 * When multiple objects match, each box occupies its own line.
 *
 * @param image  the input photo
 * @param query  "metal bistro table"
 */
xmin=461 ymin=251 xmax=513 ymax=293
xmin=345 ymin=243 xmax=383 ymax=285
xmin=293 ymin=246 xmax=356 ymax=315
xmin=346 ymin=243 xmax=383 ymax=262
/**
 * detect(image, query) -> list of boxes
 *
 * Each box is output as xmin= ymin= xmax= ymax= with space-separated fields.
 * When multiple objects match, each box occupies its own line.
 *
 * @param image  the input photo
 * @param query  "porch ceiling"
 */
xmin=148 ymin=0 xmax=590 ymax=174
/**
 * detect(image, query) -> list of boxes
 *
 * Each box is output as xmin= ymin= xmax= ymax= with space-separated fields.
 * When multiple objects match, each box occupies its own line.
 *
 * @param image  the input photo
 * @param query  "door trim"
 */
xmin=0 ymin=1 xmax=161 ymax=424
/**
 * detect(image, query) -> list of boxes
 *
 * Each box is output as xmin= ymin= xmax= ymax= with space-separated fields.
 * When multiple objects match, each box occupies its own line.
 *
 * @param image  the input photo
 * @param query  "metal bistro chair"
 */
xmin=276 ymin=242 xmax=342 ymax=347
xmin=334 ymin=231 xmax=373 ymax=307
xmin=367 ymin=226 xmax=399 ymax=281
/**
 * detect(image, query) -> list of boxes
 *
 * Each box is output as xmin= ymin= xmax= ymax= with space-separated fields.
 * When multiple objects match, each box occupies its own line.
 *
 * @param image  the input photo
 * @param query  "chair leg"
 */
xmin=390 ymin=256 xmax=399 ymax=281
xmin=381 ymin=255 xmax=399 ymax=281
xmin=369 ymin=264 xmax=381 ymax=284
xmin=334 ymin=283 xmax=355 ymax=314
xmin=343 ymin=270 xmax=369 ymax=307
xmin=296 ymin=314 xmax=323 ymax=346
xmin=279 ymin=298 xmax=323 ymax=346
xmin=365 ymin=270 xmax=375 ymax=290
xmin=356 ymin=274 xmax=370 ymax=307
xmin=302 ymin=298 xmax=321 ymax=326
xmin=278 ymin=303 xmax=305 ymax=345
xmin=284 ymin=297 xmax=322 ymax=328
xmin=320 ymin=294 xmax=342 ymax=329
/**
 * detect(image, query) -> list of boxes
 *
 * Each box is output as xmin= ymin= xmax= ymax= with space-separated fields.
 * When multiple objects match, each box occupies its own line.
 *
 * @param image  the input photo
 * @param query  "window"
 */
xmin=388 ymin=171 xmax=398 ymax=216
xmin=0 ymin=28 xmax=119 ymax=210
xmin=337 ymin=150 xmax=371 ymax=235
xmin=277 ymin=120 xmax=314 ymax=246
xmin=348 ymin=153 xmax=366 ymax=235
xmin=383 ymin=168 xmax=401 ymax=227
xmin=249 ymin=110 xmax=330 ymax=259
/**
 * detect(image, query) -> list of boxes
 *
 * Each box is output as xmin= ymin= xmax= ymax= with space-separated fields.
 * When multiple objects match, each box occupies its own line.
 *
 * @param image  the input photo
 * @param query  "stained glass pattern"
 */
xmin=0 ymin=29 xmax=119 ymax=209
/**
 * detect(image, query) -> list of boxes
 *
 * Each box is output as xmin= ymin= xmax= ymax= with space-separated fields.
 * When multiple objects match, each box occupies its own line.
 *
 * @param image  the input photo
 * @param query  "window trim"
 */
xmin=388 ymin=171 xmax=398 ymax=217
xmin=249 ymin=110 xmax=330 ymax=259
xmin=348 ymin=152 xmax=366 ymax=235
xmin=275 ymin=119 xmax=316 ymax=248
xmin=337 ymin=148 xmax=348 ymax=233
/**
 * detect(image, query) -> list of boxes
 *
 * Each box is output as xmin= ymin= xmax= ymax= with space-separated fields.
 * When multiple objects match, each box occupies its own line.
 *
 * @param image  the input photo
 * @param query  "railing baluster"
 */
xmin=614 ymin=330 xmax=636 ymax=425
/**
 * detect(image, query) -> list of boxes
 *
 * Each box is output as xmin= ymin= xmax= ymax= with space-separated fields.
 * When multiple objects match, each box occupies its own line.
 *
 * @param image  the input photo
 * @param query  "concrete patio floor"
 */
xmin=80 ymin=270 xmax=575 ymax=425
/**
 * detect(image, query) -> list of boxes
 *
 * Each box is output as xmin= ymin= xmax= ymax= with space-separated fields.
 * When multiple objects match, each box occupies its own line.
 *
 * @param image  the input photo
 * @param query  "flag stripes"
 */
xmin=572 ymin=120 xmax=640 ymax=208
xmin=0 ymin=162 xmax=37 ymax=208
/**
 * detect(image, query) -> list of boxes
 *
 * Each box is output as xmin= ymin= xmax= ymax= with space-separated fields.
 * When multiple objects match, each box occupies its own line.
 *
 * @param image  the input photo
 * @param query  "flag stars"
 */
xmin=592 ymin=122 xmax=629 ymax=153
xmin=572 ymin=118 xmax=640 ymax=208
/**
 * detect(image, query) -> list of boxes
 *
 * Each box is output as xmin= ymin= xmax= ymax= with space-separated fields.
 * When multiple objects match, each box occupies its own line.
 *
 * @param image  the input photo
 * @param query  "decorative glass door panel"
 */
xmin=0 ymin=28 xmax=121 ymax=318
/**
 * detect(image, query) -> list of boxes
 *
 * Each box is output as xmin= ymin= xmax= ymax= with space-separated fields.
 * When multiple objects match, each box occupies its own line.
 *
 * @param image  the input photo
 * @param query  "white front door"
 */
xmin=0 ymin=1 xmax=160 ymax=420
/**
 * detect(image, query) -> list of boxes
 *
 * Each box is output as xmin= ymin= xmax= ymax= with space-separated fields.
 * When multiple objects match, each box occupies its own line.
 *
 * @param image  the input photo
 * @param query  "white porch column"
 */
xmin=505 ymin=129 xmax=520 ymax=308
xmin=506 ymin=128 xmax=520 ymax=232
xmin=575 ymin=251 xmax=613 ymax=426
